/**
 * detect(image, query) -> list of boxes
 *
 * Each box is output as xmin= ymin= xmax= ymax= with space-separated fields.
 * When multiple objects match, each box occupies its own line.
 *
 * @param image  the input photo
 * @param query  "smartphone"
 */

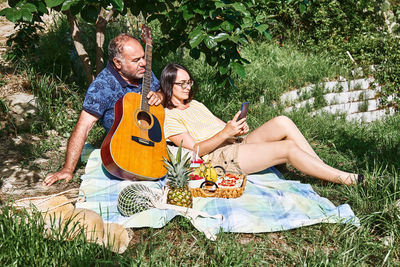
xmin=237 ymin=102 xmax=249 ymax=121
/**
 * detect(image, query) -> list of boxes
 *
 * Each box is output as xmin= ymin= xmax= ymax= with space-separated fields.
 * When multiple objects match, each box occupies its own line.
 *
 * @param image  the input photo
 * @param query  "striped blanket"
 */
xmin=76 ymin=145 xmax=359 ymax=240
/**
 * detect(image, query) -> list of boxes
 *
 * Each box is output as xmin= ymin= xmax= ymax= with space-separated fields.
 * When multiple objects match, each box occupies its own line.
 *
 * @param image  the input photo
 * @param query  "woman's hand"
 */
xmin=237 ymin=120 xmax=249 ymax=136
xmin=222 ymin=111 xmax=248 ymax=139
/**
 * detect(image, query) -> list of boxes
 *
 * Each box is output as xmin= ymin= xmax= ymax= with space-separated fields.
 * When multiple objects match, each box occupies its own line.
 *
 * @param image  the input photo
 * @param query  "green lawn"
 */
xmin=1 ymin=13 xmax=399 ymax=266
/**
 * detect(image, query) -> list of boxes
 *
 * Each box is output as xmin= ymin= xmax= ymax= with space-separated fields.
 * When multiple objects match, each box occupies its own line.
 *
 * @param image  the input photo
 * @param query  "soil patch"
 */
xmin=0 ymin=5 xmax=80 ymax=202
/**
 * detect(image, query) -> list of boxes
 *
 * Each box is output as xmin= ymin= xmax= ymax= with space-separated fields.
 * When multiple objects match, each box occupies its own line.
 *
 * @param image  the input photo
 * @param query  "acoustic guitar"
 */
xmin=101 ymin=25 xmax=168 ymax=180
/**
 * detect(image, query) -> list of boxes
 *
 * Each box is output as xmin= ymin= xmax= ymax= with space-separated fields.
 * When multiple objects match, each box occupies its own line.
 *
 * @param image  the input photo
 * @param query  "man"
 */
xmin=44 ymin=33 xmax=163 ymax=186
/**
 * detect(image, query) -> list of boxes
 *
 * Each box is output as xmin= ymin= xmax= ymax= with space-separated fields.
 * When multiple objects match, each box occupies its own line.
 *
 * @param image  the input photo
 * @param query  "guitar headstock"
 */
xmin=141 ymin=24 xmax=153 ymax=46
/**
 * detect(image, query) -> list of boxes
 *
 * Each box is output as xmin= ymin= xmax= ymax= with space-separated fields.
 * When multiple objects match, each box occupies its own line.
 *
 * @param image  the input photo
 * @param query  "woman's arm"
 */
xmin=169 ymin=130 xmax=228 ymax=156
xmin=168 ymin=111 xmax=248 ymax=157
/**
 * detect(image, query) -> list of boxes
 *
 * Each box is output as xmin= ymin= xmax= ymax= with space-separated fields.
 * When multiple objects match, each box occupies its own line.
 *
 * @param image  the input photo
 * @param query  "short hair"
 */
xmin=160 ymin=63 xmax=197 ymax=109
xmin=108 ymin=33 xmax=139 ymax=62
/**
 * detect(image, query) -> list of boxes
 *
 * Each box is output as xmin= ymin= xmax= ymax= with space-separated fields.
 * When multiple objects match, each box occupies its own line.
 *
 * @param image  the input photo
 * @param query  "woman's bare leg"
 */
xmin=245 ymin=116 xmax=323 ymax=162
xmin=237 ymin=140 xmax=358 ymax=185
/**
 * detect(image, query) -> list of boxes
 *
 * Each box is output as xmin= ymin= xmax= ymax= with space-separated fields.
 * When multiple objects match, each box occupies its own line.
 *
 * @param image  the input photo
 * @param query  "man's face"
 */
xmin=113 ymin=39 xmax=146 ymax=84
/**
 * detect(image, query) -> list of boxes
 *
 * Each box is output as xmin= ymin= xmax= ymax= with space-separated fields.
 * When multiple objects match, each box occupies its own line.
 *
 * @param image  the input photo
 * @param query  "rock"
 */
xmin=5 ymin=92 xmax=38 ymax=129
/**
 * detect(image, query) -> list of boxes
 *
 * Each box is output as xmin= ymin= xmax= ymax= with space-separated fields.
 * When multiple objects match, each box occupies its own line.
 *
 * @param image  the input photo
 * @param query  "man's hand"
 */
xmin=43 ymin=169 xmax=73 ymax=186
xmin=147 ymin=91 xmax=164 ymax=106
xmin=42 ymin=111 xmax=99 ymax=187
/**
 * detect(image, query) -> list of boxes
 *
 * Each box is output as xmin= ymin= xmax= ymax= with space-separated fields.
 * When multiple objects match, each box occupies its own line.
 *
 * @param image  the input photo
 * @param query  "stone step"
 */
xmin=312 ymin=99 xmax=379 ymax=115
xmin=280 ymin=78 xmax=374 ymax=104
xmin=284 ymin=89 xmax=377 ymax=112
xmin=346 ymin=108 xmax=396 ymax=122
xmin=309 ymin=100 xmax=396 ymax=122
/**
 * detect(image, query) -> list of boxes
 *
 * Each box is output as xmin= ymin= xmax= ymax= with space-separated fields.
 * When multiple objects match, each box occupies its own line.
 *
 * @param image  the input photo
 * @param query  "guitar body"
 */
xmin=101 ymin=92 xmax=168 ymax=180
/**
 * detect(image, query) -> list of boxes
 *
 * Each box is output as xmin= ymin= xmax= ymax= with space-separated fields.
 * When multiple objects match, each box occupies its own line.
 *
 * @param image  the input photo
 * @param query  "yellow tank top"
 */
xmin=164 ymin=100 xmax=225 ymax=142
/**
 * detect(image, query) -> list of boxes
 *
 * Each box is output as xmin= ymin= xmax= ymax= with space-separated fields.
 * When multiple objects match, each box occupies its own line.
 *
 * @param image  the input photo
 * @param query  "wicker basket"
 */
xmin=189 ymin=174 xmax=247 ymax=198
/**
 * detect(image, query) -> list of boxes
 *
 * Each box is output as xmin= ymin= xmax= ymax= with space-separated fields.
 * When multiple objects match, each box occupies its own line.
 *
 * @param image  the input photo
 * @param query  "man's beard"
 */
xmin=120 ymin=68 xmax=144 ymax=82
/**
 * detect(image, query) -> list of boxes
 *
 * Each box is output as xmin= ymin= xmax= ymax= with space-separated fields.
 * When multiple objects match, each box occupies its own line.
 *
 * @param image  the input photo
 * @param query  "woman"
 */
xmin=160 ymin=63 xmax=364 ymax=185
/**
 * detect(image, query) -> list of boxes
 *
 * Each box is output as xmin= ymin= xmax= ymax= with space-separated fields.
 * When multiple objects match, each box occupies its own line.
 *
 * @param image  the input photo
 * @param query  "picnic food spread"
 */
xmin=187 ymin=147 xmax=246 ymax=198
xmin=216 ymin=173 xmax=244 ymax=188
xmin=189 ymin=161 xmax=246 ymax=198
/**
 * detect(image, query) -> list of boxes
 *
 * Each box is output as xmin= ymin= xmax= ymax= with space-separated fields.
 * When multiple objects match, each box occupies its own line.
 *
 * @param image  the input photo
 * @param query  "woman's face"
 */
xmin=172 ymin=68 xmax=192 ymax=103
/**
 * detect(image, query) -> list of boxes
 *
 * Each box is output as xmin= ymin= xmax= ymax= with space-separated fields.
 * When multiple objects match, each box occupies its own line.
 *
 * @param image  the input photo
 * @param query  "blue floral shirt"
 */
xmin=82 ymin=62 xmax=160 ymax=132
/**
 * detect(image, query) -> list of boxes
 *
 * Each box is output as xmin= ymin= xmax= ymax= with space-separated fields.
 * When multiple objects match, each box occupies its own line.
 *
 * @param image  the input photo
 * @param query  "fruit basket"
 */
xmin=189 ymin=171 xmax=247 ymax=199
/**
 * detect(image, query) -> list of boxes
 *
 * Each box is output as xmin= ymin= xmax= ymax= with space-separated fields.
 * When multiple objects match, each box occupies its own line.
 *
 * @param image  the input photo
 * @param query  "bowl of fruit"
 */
xmin=188 ymin=172 xmax=205 ymax=188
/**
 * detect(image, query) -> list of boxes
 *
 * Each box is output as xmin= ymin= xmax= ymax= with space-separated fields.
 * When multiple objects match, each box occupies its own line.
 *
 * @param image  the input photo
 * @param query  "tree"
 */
xmin=0 ymin=0 xmax=271 ymax=86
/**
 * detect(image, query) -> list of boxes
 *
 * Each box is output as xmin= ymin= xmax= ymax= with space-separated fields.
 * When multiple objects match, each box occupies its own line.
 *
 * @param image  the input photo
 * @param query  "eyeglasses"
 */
xmin=174 ymin=80 xmax=194 ymax=89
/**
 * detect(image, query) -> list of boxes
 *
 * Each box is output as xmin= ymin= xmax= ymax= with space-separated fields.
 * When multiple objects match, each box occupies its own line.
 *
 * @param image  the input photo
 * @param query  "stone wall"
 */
xmin=280 ymin=77 xmax=395 ymax=122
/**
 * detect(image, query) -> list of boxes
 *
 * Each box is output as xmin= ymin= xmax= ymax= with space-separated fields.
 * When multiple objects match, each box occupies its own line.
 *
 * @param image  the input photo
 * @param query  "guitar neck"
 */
xmin=141 ymin=42 xmax=152 ymax=112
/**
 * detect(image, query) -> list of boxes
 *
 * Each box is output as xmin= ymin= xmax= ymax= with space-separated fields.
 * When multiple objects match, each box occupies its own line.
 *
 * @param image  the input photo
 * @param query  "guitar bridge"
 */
xmin=132 ymin=136 xmax=154 ymax=147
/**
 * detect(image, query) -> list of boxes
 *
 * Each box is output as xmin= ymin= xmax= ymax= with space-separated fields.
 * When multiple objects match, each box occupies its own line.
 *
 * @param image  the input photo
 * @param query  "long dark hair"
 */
xmin=160 ymin=63 xmax=197 ymax=109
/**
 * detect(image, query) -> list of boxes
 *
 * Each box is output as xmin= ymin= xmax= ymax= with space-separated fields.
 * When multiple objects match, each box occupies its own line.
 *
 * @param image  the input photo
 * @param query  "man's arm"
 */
xmin=43 ymin=110 xmax=99 ymax=186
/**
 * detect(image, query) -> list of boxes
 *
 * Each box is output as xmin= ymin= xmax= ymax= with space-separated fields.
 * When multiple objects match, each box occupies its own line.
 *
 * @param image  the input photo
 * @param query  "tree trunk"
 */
xmin=65 ymin=11 xmax=94 ymax=84
xmin=95 ymin=8 xmax=115 ymax=76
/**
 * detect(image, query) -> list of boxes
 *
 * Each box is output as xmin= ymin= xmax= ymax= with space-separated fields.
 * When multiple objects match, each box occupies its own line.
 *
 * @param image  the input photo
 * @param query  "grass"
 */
xmin=0 ymin=207 xmax=129 ymax=265
xmin=154 ymin=41 xmax=350 ymax=125
xmin=25 ymin=70 xmax=82 ymax=135
xmin=1 ymin=14 xmax=400 ymax=266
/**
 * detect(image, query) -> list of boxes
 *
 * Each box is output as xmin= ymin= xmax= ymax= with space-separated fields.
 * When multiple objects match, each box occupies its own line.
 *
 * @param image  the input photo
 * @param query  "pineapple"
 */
xmin=163 ymin=143 xmax=193 ymax=208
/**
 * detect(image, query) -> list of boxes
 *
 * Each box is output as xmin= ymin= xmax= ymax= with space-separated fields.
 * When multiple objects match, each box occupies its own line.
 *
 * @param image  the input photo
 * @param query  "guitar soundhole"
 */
xmin=136 ymin=111 xmax=153 ymax=129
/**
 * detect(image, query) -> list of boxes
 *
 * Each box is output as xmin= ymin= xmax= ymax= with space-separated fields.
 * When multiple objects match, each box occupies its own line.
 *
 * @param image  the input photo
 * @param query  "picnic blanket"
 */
xmin=76 ymin=144 xmax=359 ymax=240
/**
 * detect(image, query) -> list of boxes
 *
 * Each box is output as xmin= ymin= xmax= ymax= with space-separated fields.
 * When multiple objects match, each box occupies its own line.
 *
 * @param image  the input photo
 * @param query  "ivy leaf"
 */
xmin=110 ymin=0 xmax=124 ymax=12
xmin=45 ymin=0 xmax=65 ymax=8
xmin=204 ymin=35 xmax=217 ymax=49
xmin=193 ymin=8 xmax=205 ymax=15
xmin=221 ymin=20 xmax=234 ymax=32
xmin=182 ymin=8 xmax=194 ymax=21
xmin=230 ymin=3 xmax=246 ymax=14
xmin=230 ymin=62 xmax=245 ymax=77
xmin=20 ymin=7 xmax=33 ymax=21
xmin=299 ymin=3 xmax=306 ymax=14
xmin=264 ymin=31 xmax=271 ymax=40
xmin=0 ymin=7 xmax=9 ymax=16
xmin=242 ymin=17 xmax=253 ymax=28
xmin=3 ymin=8 xmax=22 ymax=22
xmin=206 ymin=20 xmax=222 ymax=31
xmin=255 ymin=23 xmax=268 ymax=33
xmin=256 ymin=14 xmax=265 ymax=21
xmin=61 ymin=0 xmax=76 ymax=11
xmin=231 ymin=2 xmax=250 ymax=16
xmin=229 ymin=35 xmax=239 ymax=44
xmin=213 ymin=32 xmax=229 ymax=42
xmin=219 ymin=64 xmax=229 ymax=75
xmin=23 ymin=3 xmax=37 ymax=13
xmin=189 ymin=27 xmax=205 ymax=48
xmin=215 ymin=2 xmax=225 ymax=9
xmin=37 ymin=1 xmax=49 ymax=14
